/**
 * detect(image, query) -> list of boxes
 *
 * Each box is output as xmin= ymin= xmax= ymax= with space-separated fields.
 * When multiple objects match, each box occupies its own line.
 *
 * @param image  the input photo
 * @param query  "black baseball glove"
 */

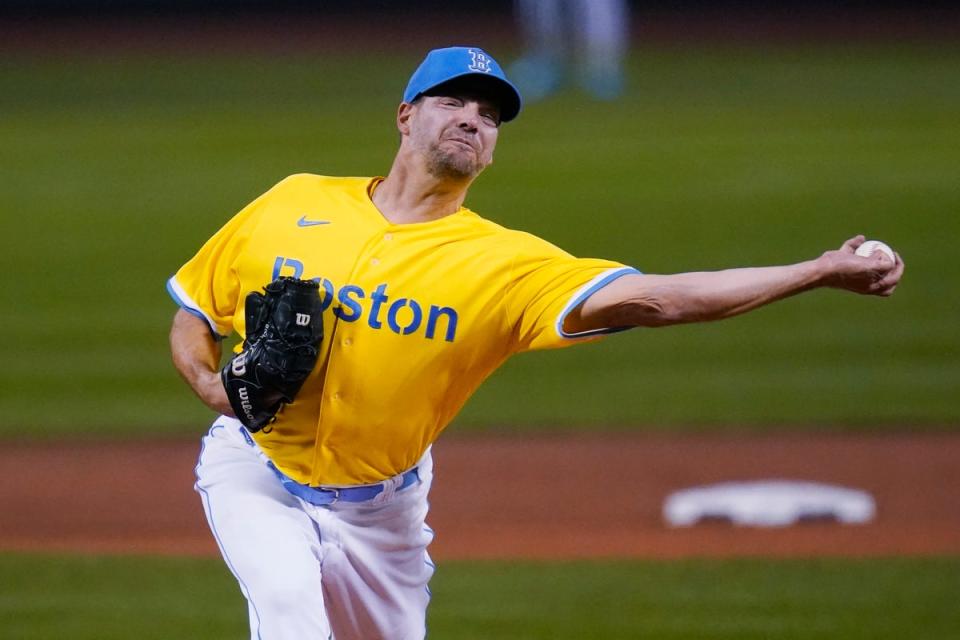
xmin=221 ymin=277 xmax=325 ymax=432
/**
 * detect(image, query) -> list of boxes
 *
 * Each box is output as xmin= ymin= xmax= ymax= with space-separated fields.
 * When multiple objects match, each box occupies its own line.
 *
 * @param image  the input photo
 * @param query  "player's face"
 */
xmin=408 ymin=92 xmax=500 ymax=180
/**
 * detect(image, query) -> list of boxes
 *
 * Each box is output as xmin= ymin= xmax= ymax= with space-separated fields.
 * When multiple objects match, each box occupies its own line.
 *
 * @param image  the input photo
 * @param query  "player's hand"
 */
xmin=817 ymin=235 xmax=904 ymax=297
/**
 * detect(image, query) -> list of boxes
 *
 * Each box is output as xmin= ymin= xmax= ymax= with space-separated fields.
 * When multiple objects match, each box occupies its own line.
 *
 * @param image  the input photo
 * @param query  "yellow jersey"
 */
xmin=168 ymin=174 xmax=638 ymax=485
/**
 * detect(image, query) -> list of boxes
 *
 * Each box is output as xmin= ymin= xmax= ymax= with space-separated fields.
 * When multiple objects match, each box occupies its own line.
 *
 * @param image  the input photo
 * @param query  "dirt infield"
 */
xmin=1 ymin=432 xmax=957 ymax=560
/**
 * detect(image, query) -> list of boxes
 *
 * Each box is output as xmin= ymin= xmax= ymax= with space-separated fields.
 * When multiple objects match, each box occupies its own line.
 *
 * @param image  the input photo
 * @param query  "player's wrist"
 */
xmin=201 ymin=370 xmax=234 ymax=416
xmin=809 ymin=255 xmax=839 ymax=289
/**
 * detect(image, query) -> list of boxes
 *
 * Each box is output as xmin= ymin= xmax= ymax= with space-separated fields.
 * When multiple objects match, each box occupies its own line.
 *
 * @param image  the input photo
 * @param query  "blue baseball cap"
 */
xmin=403 ymin=46 xmax=522 ymax=122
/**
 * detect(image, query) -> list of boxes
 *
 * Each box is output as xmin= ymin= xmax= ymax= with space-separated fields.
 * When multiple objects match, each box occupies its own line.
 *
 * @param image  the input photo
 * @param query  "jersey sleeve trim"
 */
xmin=555 ymin=266 xmax=643 ymax=339
xmin=166 ymin=276 xmax=229 ymax=339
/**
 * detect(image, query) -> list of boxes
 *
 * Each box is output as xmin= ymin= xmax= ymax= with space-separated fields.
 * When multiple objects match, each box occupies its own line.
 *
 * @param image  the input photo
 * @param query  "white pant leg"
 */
xmin=571 ymin=0 xmax=628 ymax=62
xmin=515 ymin=0 xmax=566 ymax=59
xmin=196 ymin=421 xmax=437 ymax=640
xmin=317 ymin=452 xmax=436 ymax=640
xmin=570 ymin=0 xmax=628 ymax=99
xmin=195 ymin=422 xmax=332 ymax=640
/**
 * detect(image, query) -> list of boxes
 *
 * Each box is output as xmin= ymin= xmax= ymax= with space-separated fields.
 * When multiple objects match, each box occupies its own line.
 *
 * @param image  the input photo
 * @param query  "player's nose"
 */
xmin=456 ymin=102 xmax=481 ymax=131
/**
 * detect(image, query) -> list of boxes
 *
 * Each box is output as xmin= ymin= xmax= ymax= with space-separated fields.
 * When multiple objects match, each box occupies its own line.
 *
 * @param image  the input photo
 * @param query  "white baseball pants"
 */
xmin=194 ymin=419 xmax=436 ymax=640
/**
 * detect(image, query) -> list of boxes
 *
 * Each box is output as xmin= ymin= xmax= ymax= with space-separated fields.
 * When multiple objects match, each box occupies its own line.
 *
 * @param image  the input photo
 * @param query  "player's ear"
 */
xmin=397 ymin=102 xmax=415 ymax=136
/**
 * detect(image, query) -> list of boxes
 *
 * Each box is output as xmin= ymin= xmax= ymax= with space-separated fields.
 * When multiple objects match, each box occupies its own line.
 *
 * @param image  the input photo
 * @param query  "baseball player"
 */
xmin=511 ymin=0 xmax=630 ymax=101
xmin=167 ymin=46 xmax=904 ymax=640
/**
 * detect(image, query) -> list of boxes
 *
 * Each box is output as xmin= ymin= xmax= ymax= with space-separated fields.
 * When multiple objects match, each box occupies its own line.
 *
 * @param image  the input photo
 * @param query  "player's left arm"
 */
xmin=170 ymin=308 xmax=234 ymax=416
xmin=568 ymin=235 xmax=905 ymax=332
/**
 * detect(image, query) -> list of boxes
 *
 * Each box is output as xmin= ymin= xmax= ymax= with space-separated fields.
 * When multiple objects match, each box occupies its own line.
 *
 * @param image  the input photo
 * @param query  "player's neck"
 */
xmin=373 ymin=160 xmax=471 ymax=225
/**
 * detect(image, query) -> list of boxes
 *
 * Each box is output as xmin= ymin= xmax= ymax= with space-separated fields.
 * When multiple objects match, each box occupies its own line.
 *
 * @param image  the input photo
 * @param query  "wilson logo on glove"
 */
xmin=221 ymin=277 xmax=325 ymax=433
xmin=231 ymin=353 xmax=248 ymax=377
xmin=237 ymin=386 xmax=256 ymax=424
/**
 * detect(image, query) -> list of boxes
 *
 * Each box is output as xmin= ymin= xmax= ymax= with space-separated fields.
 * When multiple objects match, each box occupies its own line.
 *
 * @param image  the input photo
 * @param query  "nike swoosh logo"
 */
xmin=297 ymin=215 xmax=331 ymax=227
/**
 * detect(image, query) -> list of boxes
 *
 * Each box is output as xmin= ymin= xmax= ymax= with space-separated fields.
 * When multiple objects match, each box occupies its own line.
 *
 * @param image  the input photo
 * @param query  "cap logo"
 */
xmin=467 ymin=49 xmax=492 ymax=74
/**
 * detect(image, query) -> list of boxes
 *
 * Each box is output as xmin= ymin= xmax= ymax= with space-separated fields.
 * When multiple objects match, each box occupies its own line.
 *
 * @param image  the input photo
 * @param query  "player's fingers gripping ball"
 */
xmin=222 ymin=277 xmax=325 ymax=432
xmin=855 ymin=240 xmax=896 ymax=264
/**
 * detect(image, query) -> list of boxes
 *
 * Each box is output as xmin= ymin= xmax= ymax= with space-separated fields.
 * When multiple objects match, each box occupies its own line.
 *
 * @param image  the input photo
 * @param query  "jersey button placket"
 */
xmin=370 ymin=230 xmax=394 ymax=265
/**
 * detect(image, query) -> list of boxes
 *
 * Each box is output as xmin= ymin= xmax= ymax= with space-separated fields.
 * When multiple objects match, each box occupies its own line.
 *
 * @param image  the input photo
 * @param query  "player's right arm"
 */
xmin=169 ymin=309 xmax=234 ymax=416
xmin=569 ymin=235 xmax=904 ymax=332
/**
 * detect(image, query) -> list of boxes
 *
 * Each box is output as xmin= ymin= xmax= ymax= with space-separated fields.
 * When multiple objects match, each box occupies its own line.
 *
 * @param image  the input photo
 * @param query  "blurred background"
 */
xmin=3 ymin=0 xmax=958 ymax=437
xmin=1 ymin=2 xmax=958 ymax=638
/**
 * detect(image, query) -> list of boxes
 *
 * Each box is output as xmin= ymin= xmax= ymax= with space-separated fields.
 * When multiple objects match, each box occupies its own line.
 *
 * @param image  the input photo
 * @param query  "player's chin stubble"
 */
xmin=424 ymin=142 xmax=483 ymax=180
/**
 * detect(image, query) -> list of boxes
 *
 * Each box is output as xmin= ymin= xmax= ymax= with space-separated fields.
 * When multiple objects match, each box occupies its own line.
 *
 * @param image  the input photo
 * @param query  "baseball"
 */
xmin=855 ymin=240 xmax=895 ymax=263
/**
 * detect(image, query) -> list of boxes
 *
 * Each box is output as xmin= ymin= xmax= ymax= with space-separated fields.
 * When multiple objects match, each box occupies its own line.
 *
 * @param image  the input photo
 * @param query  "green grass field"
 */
xmin=3 ymin=43 xmax=959 ymax=436
xmin=2 ymin=553 xmax=957 ymax=639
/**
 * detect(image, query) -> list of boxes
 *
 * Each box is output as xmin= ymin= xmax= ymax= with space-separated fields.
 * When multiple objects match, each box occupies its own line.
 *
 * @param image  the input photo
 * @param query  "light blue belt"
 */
xmin=268 ymin=461 xmax=420 ymax=506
